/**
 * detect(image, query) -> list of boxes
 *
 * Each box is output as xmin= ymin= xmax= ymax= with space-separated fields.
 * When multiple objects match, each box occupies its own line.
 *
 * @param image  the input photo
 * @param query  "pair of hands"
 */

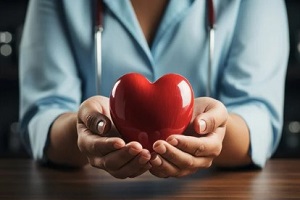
xmin=77 ymin=96 xmax=228 ymax=179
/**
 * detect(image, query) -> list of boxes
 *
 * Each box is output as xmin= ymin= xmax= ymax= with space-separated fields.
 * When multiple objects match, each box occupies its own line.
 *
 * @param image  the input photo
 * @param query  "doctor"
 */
xmin=19 ymin=0 xmax=289 ymax=178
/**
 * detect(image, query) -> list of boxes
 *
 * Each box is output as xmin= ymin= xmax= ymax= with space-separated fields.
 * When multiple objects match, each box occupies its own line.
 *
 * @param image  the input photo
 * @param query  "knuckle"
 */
xmin=217 ymin=101 xmax=227 ymax=113
xmin=77 ymin=136 xmax=88 ymax=153
xmin=199 ymin=159 xmax=212 ymax=169
xmin=204 ymin=160 xmax=213 ymax=168
xmin=89 ymin=157 xmax=105 ymax=169
xmin=77 ymin=136 xmax=84 ymax=150
xmin=212 ymin=144 xmax=222 ymax=157
xmin=182 ymin=156 xmax=195 ymax=169
xmin=194 ymin=144 xmax=205 ymax=156
xmin=215 ymin=100 xmax=224 ymax=108
xmin=89 ymin=140 xmax=98 ymax=153
xmin=89 ymin=160 xmax=98 ymax=168
xmin=86 ymin=114 xmax=97 ymax=131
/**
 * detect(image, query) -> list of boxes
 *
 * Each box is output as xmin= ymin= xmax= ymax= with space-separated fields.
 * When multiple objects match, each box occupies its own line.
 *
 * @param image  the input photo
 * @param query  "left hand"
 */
xmin=149 ymin=97 xmax=228 ymax=178
xmin=77 ymin=96 xmax=151 ymax=179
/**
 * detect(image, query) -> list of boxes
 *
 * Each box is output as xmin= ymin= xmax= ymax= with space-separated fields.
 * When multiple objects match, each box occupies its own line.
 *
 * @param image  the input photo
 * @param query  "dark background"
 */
xmin=0 ymin=0 xmax=299 ymax=158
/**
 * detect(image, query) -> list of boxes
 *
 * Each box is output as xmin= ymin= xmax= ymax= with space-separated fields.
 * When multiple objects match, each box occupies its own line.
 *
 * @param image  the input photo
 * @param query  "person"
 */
xmin=19 ymin=0 xmax=289 ymax=179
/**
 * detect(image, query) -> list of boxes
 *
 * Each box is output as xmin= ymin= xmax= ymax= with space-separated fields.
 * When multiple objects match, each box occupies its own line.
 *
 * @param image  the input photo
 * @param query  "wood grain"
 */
xmin=0 ymin=159 xmax=299 ymax=199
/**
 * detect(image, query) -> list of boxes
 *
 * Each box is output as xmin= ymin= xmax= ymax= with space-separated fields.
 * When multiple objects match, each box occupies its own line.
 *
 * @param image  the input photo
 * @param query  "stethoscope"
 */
xmin=95 ymin=0 xmax=215 ymax=97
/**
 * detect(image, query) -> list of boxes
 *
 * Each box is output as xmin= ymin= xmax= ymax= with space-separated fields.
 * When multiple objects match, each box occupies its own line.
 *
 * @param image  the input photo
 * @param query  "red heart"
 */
xmin=109 ymin=73 xmax=194 ymax=151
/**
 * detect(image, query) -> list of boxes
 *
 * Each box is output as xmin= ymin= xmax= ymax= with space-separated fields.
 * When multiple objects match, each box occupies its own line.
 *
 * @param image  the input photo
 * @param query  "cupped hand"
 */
xmin=149 ymin=97 xmax=228 ymax=178
xmin=77 ymin=96 xmax=151 ymax=179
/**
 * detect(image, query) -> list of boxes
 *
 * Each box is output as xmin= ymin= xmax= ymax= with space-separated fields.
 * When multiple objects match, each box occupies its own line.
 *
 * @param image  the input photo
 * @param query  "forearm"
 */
xmin=46 ymin=112 xmax=88 ymax=167
xmin=214 ymin=113 xmax=252 ymax=167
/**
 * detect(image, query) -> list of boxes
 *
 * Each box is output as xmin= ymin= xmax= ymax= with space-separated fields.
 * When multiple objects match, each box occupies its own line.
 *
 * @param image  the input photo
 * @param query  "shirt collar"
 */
xmin=103 ymin=0 xmax=195 ymax=65
xmin=152 ymin=0 xmax=194 ymax=50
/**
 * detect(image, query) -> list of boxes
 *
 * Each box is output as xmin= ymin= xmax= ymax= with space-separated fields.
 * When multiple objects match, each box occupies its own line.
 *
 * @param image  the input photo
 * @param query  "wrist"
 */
xmin=46 ymin=112 xmax=88 ymax=167
xmin=214 ymin=113 xmax=251 ymax=167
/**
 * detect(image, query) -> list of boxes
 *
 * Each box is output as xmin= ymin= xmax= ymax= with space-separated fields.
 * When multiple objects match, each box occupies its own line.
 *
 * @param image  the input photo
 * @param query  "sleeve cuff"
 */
xmin=28 ymin=108 xmax=69 ymax=161
xmin=227 ymin=104 xmax=274 ymax=168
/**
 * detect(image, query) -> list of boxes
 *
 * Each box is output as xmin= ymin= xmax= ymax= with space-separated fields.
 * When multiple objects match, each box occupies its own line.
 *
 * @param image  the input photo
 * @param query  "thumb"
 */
xmin=193 ymin=101 xmax=227 ymax=135
xmin=78 ymin=109 xmax=112 ymax=135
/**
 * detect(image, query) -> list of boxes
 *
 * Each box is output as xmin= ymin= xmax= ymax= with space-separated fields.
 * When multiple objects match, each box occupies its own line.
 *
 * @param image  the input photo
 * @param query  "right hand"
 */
xmin=77 ymin=96 xmax=152 ymax=179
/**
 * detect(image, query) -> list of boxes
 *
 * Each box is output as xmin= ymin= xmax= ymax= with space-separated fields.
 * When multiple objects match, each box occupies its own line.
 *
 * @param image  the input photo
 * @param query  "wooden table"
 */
xmin=0 ymin=159 xmax=299 ymax=199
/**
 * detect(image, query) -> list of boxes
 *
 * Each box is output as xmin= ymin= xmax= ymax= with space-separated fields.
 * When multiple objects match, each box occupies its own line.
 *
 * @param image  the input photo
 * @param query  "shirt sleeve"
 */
xmin=218 ymin=0 xmax=289 ymax=167
xmin=19 ymin=0 xmax=82 ymax=160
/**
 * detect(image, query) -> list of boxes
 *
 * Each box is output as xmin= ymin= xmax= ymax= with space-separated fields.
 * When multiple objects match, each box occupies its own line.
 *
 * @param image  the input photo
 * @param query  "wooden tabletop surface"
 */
xmin=0 ymin=158 xmax=299 ymax=199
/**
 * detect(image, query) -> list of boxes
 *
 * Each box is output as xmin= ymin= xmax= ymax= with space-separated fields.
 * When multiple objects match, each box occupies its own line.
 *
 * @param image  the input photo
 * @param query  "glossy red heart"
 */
xmin=109 ymin=73 xmax=194 ymax=151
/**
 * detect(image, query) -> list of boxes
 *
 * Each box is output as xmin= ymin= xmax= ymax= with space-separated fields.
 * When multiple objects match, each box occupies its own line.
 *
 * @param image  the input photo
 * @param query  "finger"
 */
xmin=115 ymin=149 xmax=152 ymax=179
xmin=193 ymin=100 xmax=227 ymax=134
xmin=77 ymin=124 xmax=125 ymax=156
xmin=149 ymin=154 xmax=175 ymax=178
xmin=166 ymin=134 xmax=223 ymax=158
xmin=154 ymin=140 xmax=214 ymax=171
xmin=102 ymin=142 xmax=144 ymax=171
xmin=88 ymin=142 xmax=143 ymax=172
xmin=151 ymin=140 xmax=205 ymax=177
xmin=149 ymin=152 xmax=201 ymax=178
xmin=128 ymin=163 xmax=152 ymax=178
xmin=77 ymin=97 xmax=112 ymax=135
xmin=78 ymin=110 xmax=112 ymax=135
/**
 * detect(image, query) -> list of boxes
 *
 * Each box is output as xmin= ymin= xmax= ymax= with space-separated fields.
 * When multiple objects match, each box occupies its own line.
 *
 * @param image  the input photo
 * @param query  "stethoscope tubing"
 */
xmin=207 ymin=0 xmax=215 ymax=97
xmin=95 ymin=0 xmax=104 ymax=95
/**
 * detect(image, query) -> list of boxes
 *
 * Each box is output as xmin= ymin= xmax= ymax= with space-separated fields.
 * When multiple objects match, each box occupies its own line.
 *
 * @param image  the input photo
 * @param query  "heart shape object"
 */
xmin=109 ymin=73 xmax=194 ymax=151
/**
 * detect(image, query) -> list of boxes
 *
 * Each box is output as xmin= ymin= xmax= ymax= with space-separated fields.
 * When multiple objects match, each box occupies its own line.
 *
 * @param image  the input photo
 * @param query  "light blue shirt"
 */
xmin=19 ymin=0 xmax=289 ymax=167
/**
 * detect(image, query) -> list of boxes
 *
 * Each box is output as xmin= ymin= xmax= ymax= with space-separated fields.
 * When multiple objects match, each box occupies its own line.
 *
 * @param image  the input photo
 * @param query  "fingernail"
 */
xmin=113 ymin=141 xmax=124 ymax=149
xmin=200 ymin=119 xmax=207 ymax=133
xmin=150 ymin=154 xmax=162 ymax=166
xmin=167 ymin=137 xmax=178 ymax=146
xmin=97 ymin=120 xmax=105 ymax=134
xmin=139 ymin=152 xmax=151 ymax=165
xmin=128 ymin=146 xmax=141 ymax=156
xmin=153 ymin=143 xmax=166 ymax=154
